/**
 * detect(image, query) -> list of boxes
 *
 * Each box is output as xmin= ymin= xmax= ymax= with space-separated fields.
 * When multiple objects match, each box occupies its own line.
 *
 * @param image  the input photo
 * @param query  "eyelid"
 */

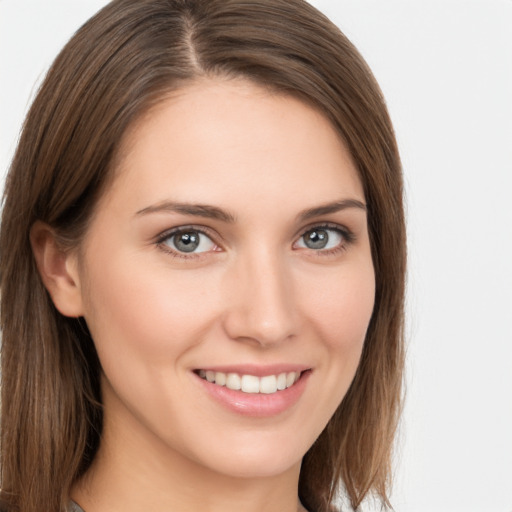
xmin=155 ymin=224 xmax=223 ymax=257
xmin=294 ymin=222 xmax=356 ymax=253
xmin=156 ymin=224 xmax=217 ymax=241
xmin=297 ymin=222 xmax=355 ymax=241
xmin=153 ymin=221 xmax=355 ymax=259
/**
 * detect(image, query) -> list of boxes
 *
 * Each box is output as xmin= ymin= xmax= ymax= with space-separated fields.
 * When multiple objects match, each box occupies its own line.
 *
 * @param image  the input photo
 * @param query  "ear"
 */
xmin=30 ymin=221 xmax=85 ymax=317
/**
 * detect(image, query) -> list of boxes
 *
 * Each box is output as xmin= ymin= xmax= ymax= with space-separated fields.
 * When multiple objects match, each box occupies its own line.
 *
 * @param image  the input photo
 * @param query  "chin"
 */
xmin=181 ymin=427 xmax=314 ymax=480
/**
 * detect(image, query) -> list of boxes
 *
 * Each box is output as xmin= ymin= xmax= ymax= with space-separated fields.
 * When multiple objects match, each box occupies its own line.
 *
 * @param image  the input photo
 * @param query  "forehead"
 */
xmin=105 ymin=78 xmax=364 ymax=213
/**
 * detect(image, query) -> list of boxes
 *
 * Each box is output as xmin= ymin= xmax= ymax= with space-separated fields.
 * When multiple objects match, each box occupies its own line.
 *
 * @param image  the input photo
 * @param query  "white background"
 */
xmin=1 ymin=1 xmax=511 ymax=511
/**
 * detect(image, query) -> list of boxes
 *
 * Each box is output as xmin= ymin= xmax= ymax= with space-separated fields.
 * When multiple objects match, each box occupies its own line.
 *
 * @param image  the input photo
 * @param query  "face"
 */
xmin=73 ymin=79 xmax=375 ymax=479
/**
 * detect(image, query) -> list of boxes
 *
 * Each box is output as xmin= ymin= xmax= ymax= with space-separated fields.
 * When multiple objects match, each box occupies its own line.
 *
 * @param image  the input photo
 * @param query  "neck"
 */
xmin=73 ymin=451 xmax=306 ymax=512
xmin=72 ymin=398 xmax=307 ymax=512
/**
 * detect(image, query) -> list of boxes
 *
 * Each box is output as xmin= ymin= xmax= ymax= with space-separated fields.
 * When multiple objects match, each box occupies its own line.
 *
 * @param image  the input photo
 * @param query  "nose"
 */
xmin=222 ymin=249 xmax=298 ymax=347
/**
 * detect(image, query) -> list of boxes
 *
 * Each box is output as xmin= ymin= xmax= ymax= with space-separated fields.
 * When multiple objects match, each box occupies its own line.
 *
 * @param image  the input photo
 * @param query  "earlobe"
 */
xmin=30 ymin=221 xmax=85 ymax=317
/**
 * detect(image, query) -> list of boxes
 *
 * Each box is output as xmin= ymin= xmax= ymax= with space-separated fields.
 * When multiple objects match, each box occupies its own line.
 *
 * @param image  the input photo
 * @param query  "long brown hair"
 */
xmin=0 ymin=1 xmax=406 ymax=511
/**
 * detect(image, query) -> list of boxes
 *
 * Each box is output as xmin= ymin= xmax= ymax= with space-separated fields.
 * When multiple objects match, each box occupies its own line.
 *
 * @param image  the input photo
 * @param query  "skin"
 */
xmin=33 ymin=78 xmax=375 ymax=512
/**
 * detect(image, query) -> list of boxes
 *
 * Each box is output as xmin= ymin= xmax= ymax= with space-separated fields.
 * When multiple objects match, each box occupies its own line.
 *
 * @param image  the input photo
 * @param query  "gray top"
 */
xmin=69 ymin=501 xmax=86 ymax=512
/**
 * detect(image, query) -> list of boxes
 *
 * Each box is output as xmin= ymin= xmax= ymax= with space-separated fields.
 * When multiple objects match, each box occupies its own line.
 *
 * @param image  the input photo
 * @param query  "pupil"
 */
xmin=175 ymin=232 xmax=199 ymax=252
xmin=306 ymin=229 xmax=328 ymax=249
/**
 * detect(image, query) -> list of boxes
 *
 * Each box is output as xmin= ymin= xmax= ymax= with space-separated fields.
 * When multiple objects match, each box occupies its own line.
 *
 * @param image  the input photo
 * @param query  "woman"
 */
xmin=0 ymin=1 xmax=406 ymax=511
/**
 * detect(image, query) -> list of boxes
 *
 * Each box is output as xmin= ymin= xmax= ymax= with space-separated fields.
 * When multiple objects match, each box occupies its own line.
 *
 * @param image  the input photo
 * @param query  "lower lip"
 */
xmin=194 ymin=371 xmax=311 ymax=417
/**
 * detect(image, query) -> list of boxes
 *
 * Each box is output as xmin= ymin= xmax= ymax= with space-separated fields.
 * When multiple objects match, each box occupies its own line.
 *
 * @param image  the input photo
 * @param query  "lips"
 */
xmin=194 ymin=366 xmax=311 ymax=416
xmin=197 ymin=369 xmax=302 ymax=394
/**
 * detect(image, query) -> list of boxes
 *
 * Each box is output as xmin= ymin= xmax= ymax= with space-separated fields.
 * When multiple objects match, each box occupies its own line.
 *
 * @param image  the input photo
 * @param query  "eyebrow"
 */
xmin=135 ymin=198 xmax=366 ymax=223
xmin=297 ymin=199 xmax=367 ymax=222
xmin=136 ymin=201 xmax=236 ymax=223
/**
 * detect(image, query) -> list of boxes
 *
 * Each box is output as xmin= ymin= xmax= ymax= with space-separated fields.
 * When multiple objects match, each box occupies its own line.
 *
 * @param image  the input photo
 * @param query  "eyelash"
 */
xmin=156 ymin=225 xmax=219 ymax=259
xmin=155 ymin=223 xmax=355 ymax=259
xmin=295 ymin=223 xmax=355 ymax=257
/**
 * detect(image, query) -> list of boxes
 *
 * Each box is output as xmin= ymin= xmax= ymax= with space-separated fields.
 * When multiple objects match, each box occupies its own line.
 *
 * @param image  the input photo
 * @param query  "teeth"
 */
xmin=276 ymin=373 xmax=287 ymax=391
xmin=241 ymin=375 xmax=260 ymax=393
xmin=198 ymin=370 xmax=302 ymax=394
xmin=215 ymin=371 xmax=226 ymax=386
xmin=286 ymin=372 xmax=297 ymax=387
xmin=226 ymin=372 xmax=241 ymax=390
xmin=259 ymin=375 xmax=277 ymax=394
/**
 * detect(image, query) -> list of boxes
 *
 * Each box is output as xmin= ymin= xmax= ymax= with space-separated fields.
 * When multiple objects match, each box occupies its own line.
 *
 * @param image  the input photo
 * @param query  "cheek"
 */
xmin=303 ymin=263 xmax=375 ymax=350
xmin=285 ymin=261 xmax=375 ymax=441
xmin=80 ymin=250 xmax=223 ymax=368
xmin=298 ymin=258 xmax=375 ymax=411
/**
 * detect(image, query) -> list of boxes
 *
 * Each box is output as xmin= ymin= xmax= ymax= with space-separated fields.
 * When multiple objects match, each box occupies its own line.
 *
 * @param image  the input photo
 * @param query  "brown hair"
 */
xmin=0 ymin=1 xmax=405 ymax=511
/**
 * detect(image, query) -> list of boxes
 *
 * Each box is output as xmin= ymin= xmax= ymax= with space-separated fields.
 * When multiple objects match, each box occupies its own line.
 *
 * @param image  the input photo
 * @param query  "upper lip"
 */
xmin=194 ymin=364 xmax=311 ymax=377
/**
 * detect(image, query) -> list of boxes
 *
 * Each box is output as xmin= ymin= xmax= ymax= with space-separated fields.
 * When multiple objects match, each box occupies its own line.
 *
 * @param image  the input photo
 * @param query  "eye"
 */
xmin=159 ymin=228 xmax=217 ymax=254
xmin=295 ymin=226 xmax=346 ymax=251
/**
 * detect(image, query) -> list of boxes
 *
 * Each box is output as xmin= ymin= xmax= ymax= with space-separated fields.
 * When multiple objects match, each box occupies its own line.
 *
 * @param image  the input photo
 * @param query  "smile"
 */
xmin=197 ymin=370 xmax=302 ymax=394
